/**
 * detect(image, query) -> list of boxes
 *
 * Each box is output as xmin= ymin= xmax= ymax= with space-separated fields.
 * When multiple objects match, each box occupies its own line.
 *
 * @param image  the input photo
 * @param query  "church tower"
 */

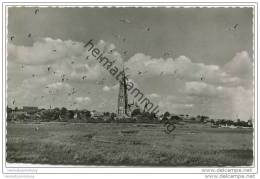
xmin=117 ymin=68 xmax=129 ymax=118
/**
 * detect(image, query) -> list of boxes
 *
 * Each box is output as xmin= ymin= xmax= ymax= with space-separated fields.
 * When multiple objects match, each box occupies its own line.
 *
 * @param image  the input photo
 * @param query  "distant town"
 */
xmin=7 ymin=105 xmax=253 ymax=129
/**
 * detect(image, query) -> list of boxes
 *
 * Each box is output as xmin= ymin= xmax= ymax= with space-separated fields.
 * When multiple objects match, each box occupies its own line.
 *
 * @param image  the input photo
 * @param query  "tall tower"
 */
xmin=117 ymin=68 xmax=128 ymax=118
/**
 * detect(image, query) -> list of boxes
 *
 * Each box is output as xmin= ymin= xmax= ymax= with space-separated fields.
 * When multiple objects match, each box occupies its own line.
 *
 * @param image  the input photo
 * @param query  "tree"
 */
xmin=226 ymin=120 xmax=234 ymax=126
xmin=68 ymin=110 xmax=74 ymax=119
xmin=110 ymin=112 xmax=116 ymax=121
xmin=7 ymin=107 xmax=13 ymax=121
xmin=131 ymin=108 xmax=141 ymax=116
xmin=104 ymin=112 xmax=110 ymax=116
xmin=200 ymin=115 xmax=209 ymax=123
xmin=163 ymin=111 xmax=170 ymax=118
xmin=7 ymin=106 xmax=12 ymax=113
xmin=85 ymin=110 xmax=91 ymax=118
xmin=170 ymin=115 xmax=182 ymax=122
xmin=61 ymin=107 xmax=67 ymax=115
xmin=161 ymin=111 xmax=171 ymax=123
xmin=190 ymin=117 xmax=196 ymax=121
xmin=150 ymin=112 xmax=157 ymax=120
xmin=59 ymin=107 xmax=67 ymax=120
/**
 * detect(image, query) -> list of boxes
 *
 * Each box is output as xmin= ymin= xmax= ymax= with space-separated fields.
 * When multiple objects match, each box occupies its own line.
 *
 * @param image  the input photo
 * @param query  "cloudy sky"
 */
xmin=7 ymin=7 xmax=253 ymax=120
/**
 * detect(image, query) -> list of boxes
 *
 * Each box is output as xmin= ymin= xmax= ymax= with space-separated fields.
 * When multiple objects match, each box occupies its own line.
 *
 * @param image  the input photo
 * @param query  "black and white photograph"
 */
xmin=1 ymin=1 xmax=259 ymax=178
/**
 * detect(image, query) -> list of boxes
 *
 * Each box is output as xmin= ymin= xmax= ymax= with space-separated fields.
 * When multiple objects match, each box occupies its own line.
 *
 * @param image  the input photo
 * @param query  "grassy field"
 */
xmin=6 ymin=122 xmax=253 ymax=166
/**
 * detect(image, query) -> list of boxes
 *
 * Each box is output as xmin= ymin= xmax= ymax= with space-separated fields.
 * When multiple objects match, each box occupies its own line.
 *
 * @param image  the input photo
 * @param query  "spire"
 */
xmin=117 ymin=64 xmax=129 ymax=118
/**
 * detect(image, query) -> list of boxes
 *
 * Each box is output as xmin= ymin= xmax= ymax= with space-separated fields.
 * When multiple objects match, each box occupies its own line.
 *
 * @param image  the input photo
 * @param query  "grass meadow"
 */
xmin=6 ymin=122 xmax=253 ymax=166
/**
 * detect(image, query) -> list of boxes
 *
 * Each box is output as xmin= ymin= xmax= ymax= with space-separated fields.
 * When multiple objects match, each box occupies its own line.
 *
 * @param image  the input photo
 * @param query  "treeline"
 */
xmin=7 ymin=107 xmax=159 ymax=123
xmin=7 ymin=106 xmax=253 ymax=127
xmin=213 ymin=119 xmax=253 ymax=128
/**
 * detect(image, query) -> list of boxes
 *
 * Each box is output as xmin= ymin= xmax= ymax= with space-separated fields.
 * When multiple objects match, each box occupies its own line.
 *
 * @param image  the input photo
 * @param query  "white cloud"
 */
xmin=47 ymin=82 xmax=71 ymax=89
xmin=125 ymin=53 xmax=243 ymax=87
xmin=158 ymin=99 xmax=194 ymax=112
xmin=103 ymin=84 xmax=119 ymax=92
xmin=224 ymin=51 xmax=252 ymax=78
xmin=75 ymin=96 xmax=91 ymax=103
xmin=185 ymin=81 xmax=219 ymax=97
xmin=223 ymin=51 xmax=253 ymax=88
xmin=149 ymin=93 xmax=160 ymax=98
xmin=184 ymin=104 xmax=194 ymax=108
xmin=8 ymin=37 xmax=126 ymax=84
xmin=8 ymin=38 xmax=85 ymax=65
xmin=103 ymin=86 xmax=110 ymax=92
